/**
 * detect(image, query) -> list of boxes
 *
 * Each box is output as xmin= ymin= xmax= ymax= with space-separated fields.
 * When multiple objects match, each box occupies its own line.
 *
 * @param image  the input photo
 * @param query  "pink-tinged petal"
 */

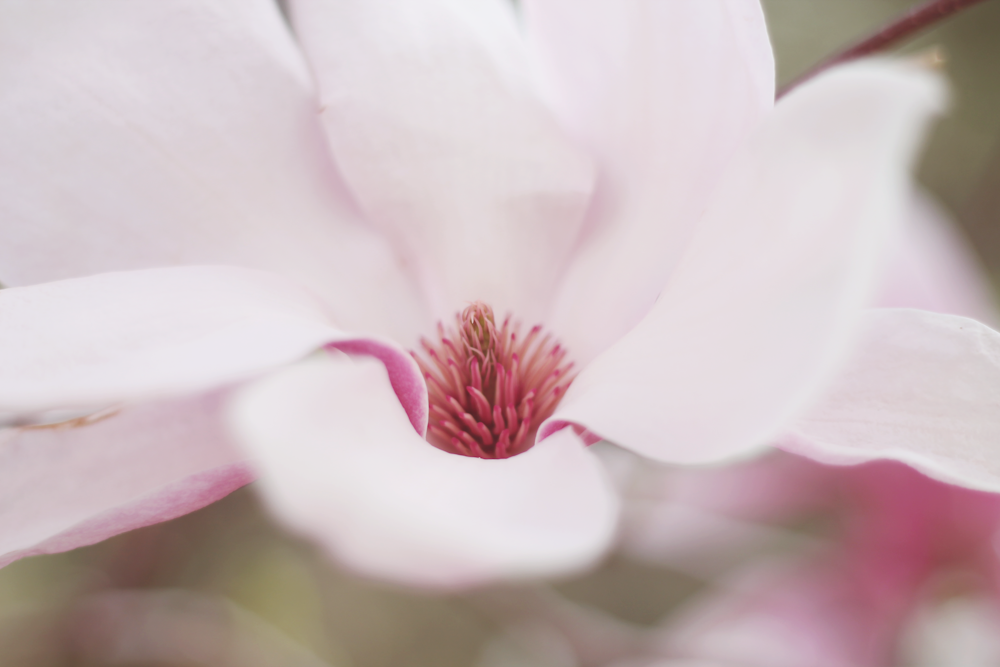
xmin=326 ymin=338 xmax=429 ymax=437
xmin=0 ymin=391 xmax=252 ymax=569
xmin=779 ymin=308 xmax=1000 ymax=493
xmin=0 ymin=266 xmax=356 ymax=413
xmin=522 ymin=0 xmax=774 ymax=362
xmin=0 ymin=0 xmax=426 ymax=340
xmin=287 ymin=0 xmax=594 ymax=322
xmin=875 ymin=190 xmax=997 ymax=325
xmin=228 ymin=353 xmax=617 ymax=589
xmin=544 ymin=61 xmax=946 ymax=464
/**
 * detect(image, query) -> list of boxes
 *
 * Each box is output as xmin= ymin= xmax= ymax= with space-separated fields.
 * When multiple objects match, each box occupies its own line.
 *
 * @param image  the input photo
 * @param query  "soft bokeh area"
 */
xmin=2 ymin=2 xmax=999 ymax=665
xmin=767 ymin=0 xmax=1000 ymax=282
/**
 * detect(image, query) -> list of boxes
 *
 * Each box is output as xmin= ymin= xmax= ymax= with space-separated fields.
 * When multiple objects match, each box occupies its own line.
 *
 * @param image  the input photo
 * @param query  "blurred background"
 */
xmin=2 ymin=1 xmax=999 ymax=665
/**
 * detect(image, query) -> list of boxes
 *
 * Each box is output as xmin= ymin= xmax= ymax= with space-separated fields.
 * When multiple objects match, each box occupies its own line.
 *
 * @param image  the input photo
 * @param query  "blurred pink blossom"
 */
xmin=616 ymin=457 xmax=1000 ymax=667
xmin=0 ymin=0 xmax=980 ymax=588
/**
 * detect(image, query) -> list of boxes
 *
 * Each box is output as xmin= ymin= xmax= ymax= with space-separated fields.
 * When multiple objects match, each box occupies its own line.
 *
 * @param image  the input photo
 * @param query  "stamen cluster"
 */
xmin=413 ymin=303 xmax=575 ymax=459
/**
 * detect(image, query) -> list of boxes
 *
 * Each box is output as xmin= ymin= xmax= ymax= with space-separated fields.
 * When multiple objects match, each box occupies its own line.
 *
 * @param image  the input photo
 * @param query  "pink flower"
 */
xmin=0 ymin=0 xmax=961 ymax=587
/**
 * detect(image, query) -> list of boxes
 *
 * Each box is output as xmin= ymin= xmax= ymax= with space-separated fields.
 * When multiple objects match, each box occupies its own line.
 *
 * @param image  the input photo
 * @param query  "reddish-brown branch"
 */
xmin=777 ymin=0 xmax=992 ymax=99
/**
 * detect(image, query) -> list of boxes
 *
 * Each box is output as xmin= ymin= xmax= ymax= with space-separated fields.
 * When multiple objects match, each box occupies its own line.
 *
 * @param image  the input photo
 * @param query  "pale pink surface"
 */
xmin=327 ymin=338 xmax=430 ymax=435
xmin=0 ymin=263 xmax=430 ymax=573
xmin=522 ymin=0 xmax=775 ymax=362
xmin=0 ymin=0 xmax=426 ymax=576
xmin=0 ymin=0 xmax=979 ymax=588
xmin=0 ymin=390 xmax=252 ymax=568
xmin=229 ymin=353 xmax=617 ymax=588
xmin=0 ymin=263 xmax=430 ymax=576
xmin=545 ymin=61 xmax=945 ymax=463
xmin=620 ymin=183 xmax=1000 ymax=572
xmin=0 ymin=0 xmax=425 ymax=341
xmin=0 ymin=266 xmax=344 ymax=413
xmin=234 ymin=43 xmax=945 ymax=583
xmin=781 ymin=308 xmax=1000 ymax=492
xmin=288 ymin=0 xmax=594 ymax=323
xmin=626 ymin=187 xmax=1000 ymax=544
xmin=621 ymin=200 xmax=1000 ymax=662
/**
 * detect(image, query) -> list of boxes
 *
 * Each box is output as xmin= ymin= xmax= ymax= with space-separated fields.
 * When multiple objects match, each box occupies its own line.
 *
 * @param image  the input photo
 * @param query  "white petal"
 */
xmin=780 ymin=308 xmax=1000 ymax=493
xmin=523 ymin=0 xmax=775 ymax=362
xmin=0 ymin=266 xmax=344 ymax=412
xmin=287 ymin=0 xmax=594 ymax=322
xmin=545 ymin=60 xmax=946 ymax=464
xmin=229 ymin=353 xmax=618 ymax=589
xmin=0 ymin=0 xmax=426 ymax=340
xmin=0 ymin=391 xmax=251 ymax=569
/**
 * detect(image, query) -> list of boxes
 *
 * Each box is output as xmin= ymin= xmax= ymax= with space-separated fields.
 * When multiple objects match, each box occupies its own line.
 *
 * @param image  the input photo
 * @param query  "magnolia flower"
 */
xmin=0 ymin=0 xmax=970 ymax=588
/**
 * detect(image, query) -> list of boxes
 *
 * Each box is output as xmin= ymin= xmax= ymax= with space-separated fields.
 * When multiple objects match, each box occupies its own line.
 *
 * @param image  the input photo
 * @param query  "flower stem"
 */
xmin=777 ymin=0 xmax=993 ymax=99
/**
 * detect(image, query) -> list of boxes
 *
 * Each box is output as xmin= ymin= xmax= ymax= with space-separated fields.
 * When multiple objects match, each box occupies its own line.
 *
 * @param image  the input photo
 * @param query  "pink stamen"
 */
xmin=492 ymin=404 xmax=505 ymax=434
xmin=466 ymin=386 xmax=492 ymax=422
xmin=413 ymin=302 xmax=576 ymax=459
xmin=469 ymin=359 xmax=483 ymax=391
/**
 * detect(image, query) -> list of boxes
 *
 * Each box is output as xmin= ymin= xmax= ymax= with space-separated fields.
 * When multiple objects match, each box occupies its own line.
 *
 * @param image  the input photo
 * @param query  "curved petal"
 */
xmin=326 ymin=339 xmax=429 ymax=437
xmin=875 ymin=190 xmax=997 ymax=325
xmin=228 ymin=353 xmax=617 ymax=589
xmin=0 ymin=0 xmax=426 ymax=341
xmin=522 ymin=0 xmax=775 ymax=362
xmin=779 ymin=308 xmax=1000 ymax=493
xmin=287 ymin=0 xmax=595 ymax=322
xmin=0 ymin=266 xmax=412 ymax=415
xmin=0 ymin=390 xmax=252 ymax=569
xmin=544 ymin=60 xmax=946 ymax=464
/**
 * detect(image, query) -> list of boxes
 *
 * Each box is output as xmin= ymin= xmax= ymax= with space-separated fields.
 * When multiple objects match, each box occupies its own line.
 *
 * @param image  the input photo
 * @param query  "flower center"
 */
xmin=412 ymin=302 xmax=575 ymax=459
